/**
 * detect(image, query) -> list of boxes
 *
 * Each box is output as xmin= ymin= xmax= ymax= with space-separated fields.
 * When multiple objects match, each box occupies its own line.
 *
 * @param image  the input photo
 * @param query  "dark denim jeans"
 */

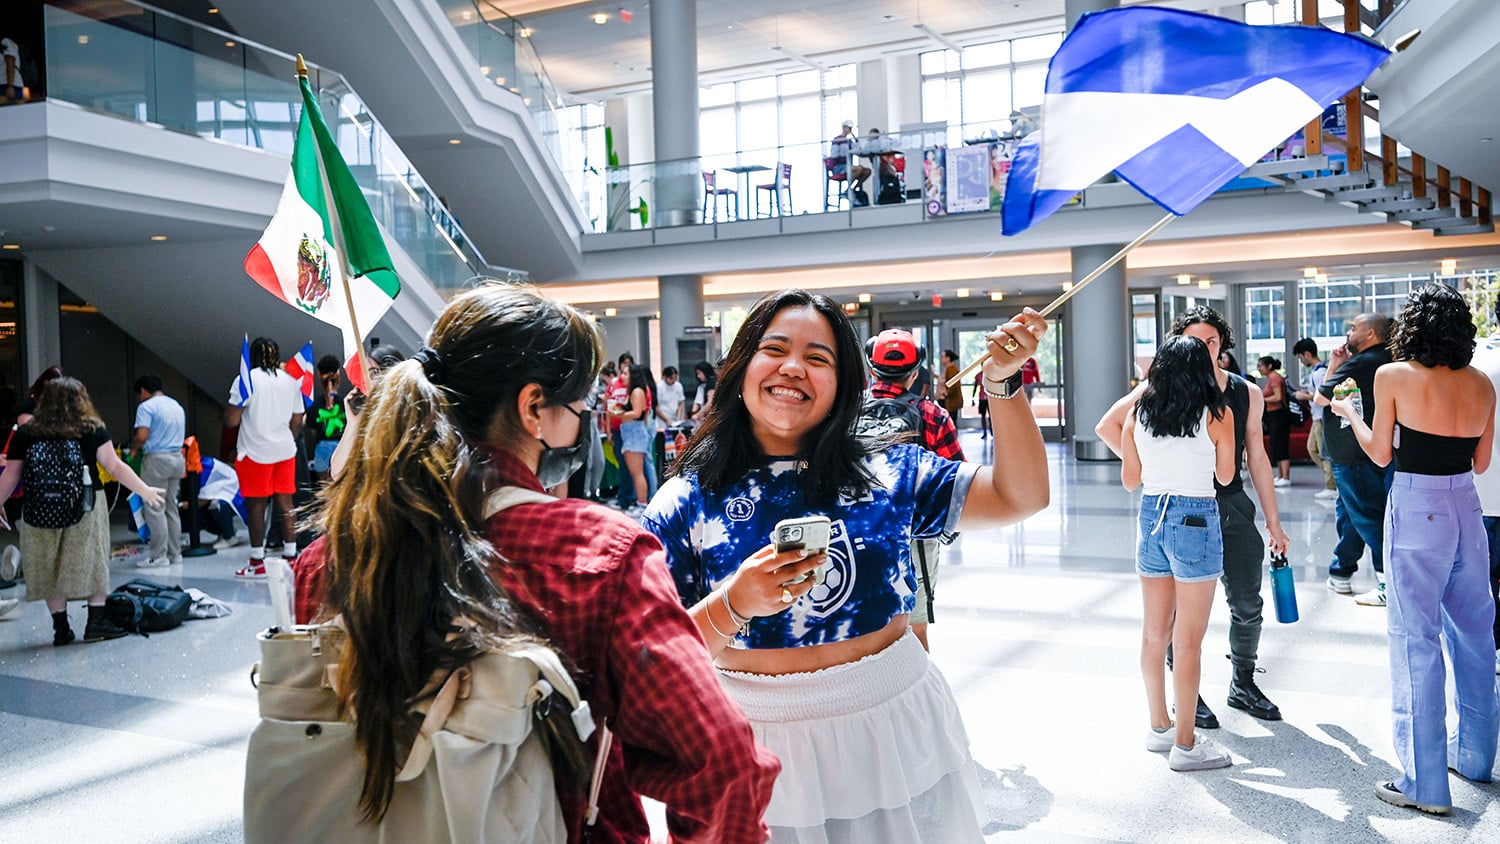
xmin=1328 ymin=460 xmax=1394 ymax=578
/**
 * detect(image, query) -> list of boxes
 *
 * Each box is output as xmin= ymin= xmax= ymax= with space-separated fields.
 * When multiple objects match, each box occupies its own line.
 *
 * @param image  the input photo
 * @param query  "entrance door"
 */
xmin=949 ymin=315 xmax=1066 ymax=441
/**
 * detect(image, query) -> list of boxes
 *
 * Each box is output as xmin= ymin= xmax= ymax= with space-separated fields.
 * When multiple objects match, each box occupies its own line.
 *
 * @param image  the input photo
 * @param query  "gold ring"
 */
xmin=780 ymin=588 xmax=794 ymax=604
xmin=1003 ymin=338 xmax=1020 ymax=353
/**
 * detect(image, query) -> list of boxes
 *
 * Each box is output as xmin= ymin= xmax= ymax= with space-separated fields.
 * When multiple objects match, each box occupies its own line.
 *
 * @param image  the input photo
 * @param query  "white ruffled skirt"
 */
xmin=718 ymin=632 xmax=986 ymax=844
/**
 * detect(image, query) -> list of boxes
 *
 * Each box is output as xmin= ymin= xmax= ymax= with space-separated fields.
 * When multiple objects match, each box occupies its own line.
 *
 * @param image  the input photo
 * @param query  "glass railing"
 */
xmin=38 ymin=0 xmax=527 ymax=293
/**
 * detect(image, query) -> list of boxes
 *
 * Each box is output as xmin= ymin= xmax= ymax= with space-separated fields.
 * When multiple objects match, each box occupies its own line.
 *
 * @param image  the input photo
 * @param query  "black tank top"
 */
xmin=1215 ymin=374 xmax=1249 ymax=496
xmin=1393 ymin=424 xmax=1479 ymax=476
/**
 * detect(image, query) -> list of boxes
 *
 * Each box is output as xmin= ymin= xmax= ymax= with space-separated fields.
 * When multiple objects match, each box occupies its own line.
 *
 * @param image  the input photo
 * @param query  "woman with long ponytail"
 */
xmin=301 ymin=284 xmax=777 ymax=841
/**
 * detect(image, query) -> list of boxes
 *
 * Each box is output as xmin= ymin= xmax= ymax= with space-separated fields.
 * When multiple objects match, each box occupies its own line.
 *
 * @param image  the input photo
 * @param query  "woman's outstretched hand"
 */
xmin=981 ymin=309 xmax=1048 ymax=383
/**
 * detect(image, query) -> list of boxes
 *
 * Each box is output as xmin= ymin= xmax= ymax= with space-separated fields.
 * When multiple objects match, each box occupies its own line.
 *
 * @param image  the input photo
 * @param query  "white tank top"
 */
xmin=1135 ymin=407 xmax=1217 ymax=497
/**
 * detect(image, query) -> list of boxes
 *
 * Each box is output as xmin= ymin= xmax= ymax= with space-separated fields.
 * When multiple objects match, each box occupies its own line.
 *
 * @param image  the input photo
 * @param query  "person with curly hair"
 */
xmin=1330 ymin=282 xmax=1497 ymax=815
xmin=226 ymin=337 xmax=306 ymax=578
xmin=1120 ymin=335 xmax=1238 ymax=771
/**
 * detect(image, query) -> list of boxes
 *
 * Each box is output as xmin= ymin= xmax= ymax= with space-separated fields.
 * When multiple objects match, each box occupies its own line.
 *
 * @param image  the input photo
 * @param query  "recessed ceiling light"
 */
xmin=604 ymin=307 xmax=618 ymax=317
xmin=225 ymin=41 xmax=236 ymax=48
xmin=1303 ymin=266 xmax=1318 ymax=278
xmin=990 ymin=291 xmax=1004 ymax=302
xmin=448 ymin=138 xmax=462 ymax=144
xmin=592 ymin=12 xmax=609 ymax=24
xmin=523 ymin=97 xmax=532 ymax=106
xmin=1198 ymin=279 xmax=1212 ymax=289
xmin=1315 ymin=273 xmax=1328 ymax=284
xmin=857 ymin=293 xmax=872 ymax=303
xmin=208 ymin=7 xmax=219 ymax=13
xmin=479 ymin=65 xmax=490 ymax=75
xmin=956 ymin=288 xmax=970 ymax=298
xmin=495 ymin=77 xmax=506 ymax=86
xmin=77 ymin=35 xmax=89 ymax=44
xmin=461 ymin=9 xmax=473 ymax=20
xmin=1061 ymin=281 xmax=1074 ymax=291
xmin=2 ymin=244 xmax=21 ymax=250
xmin=1441 ymin=258 xmax=1457 ymax=275
xmin=150 ymin=235 xmax=168 ymax=241
xmin=519 ymin=27 xmax=532 ymax=38
xmin=1177 ymin=274 xmax=1191 ymax=285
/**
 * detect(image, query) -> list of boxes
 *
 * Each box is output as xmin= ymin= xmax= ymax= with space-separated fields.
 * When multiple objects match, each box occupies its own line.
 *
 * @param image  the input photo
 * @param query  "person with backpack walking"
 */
xmin=644 ymin=290 xmax=1050 ymax=842
xmin=0 ymin=377 xmax=164 ymax=645
xmin=1119 ymin=336 xmax=1238 ymax=771
xmin=860 ymin=329 xmax=964 ymax=650
xmin=291 ymin=285 xmax=777 ymax=841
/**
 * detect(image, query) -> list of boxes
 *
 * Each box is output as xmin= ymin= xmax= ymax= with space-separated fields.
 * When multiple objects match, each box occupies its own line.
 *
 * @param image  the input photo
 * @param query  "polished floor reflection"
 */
xmin=1 ymin=435 xmax=1495 ymax=842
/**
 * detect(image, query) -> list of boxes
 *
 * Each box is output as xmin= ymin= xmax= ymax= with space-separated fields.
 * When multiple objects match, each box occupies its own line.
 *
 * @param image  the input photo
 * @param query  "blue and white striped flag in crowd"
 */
xmin=1002 ymin=7 xmax=1389 ymax=236
xmin=230 ymin=335 xmax=253 ymax=407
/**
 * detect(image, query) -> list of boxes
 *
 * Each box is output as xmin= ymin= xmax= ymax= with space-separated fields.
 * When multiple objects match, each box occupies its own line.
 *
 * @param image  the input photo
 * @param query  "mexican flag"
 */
xmin=244 ymin=66 xmax=400 ymax=393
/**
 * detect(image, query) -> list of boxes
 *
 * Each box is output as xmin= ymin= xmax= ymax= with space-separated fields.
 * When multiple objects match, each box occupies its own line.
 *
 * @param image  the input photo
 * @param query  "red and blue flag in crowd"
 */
xmin=1001 ymin=7 xmax=1390 ymax=236
xmin=284 ymin=341 xmax=316 ymax=409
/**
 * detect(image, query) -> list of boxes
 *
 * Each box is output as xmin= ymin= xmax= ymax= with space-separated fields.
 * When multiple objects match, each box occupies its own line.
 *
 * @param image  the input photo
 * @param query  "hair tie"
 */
xmin=414 ymin=346 xmax=447 ymax=384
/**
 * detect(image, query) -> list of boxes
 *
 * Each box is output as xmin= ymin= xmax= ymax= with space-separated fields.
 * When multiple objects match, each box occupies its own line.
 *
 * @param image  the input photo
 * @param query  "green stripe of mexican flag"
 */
xmin=245 ymin=71 xmax=400 ymax=392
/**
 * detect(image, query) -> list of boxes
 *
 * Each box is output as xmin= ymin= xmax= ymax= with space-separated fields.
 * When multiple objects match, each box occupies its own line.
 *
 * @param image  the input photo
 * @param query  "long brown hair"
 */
xmin=23 ymin=377 xmax=105 ymax=439
xmin=316 ymin=284 xmax=601 ymax=822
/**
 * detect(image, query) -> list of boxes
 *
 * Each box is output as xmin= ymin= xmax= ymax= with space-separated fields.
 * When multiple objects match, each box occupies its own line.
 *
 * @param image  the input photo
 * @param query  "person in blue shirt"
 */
xmin=128 ymin=374 xmax=186 ymax=568
xmin=643 ymin=288 xmax=1050 ymax=843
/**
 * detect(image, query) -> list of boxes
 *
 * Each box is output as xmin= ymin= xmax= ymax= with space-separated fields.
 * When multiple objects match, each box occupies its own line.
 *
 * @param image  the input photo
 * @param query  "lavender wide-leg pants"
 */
xmin=1385 ymin=471 xmax=1499 ymax=809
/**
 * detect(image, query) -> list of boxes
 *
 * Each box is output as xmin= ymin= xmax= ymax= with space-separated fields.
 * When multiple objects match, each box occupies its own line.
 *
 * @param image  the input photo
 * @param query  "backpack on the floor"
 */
xmin=21 ymin=438 xmax=91 ymax=529
xmin=105 ymin=579 xmax=193 ymax=634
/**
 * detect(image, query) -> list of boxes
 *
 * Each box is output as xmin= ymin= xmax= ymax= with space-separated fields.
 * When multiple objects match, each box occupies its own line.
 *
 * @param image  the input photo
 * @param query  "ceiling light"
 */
xmin=523 ymin=97 xmax=532 ymax=106
xmin=1198 ymin=279 xmax=1212 ymax=289
xmin=1061 ymin=281 xmax=1074 ymax=292
xmin=2 ymin=244 xmax=20 ymax=250
xmin=149 ymin=235 xmax=168 ymax=241
xmin=1303 ymin=267 xmax=1318 ymax=278
xmin=858 ymin=293 xmax=872 ymax=303
xmin=448 ymin=138 xmax=461 ymax=144
xmin=771 ymin=45 xmax=828 ymax=72
xmin=592 ymin=12 xmax=609 ymax=24
xmin=956 ymin=288 xmax=971 ymax=298
xmin=77 ymin=35 xmax=89 ymax=44
xmin=843 ymin=302 xmax=860 ymax=314
xmin=208 ymin=7 xmax=219 ymax=13
xmin=225 ymin=41 xmax=236 ymax=48
xmin=913 ymin=22 xmax=964 ymax=53
xmin=495 ymin=77 xmax=506 ymax=86
xmin=479 ymin=66 xmax=490 ymax=75
xmin=518 ymin=27 xmax=532 ymax=38
xmin=1315 ymin=273 xmax=1328 ymax=285
xmin=1441 ymin=258 xmax=1457 ymax=275
xmin=990 ymin=291 xmax=1004 ymax=302
xmin=604 ymin=307 xmax=617 ymax=317
xmin=461 ymin=9 xmax=473 ymax=20
xmin=1177 ymin=274 xmax=1191 ymax=285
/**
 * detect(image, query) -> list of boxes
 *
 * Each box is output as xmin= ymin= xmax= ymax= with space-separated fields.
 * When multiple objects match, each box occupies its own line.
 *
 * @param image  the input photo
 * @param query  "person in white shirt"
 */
xmin=1470 ymin=324 xmax=1500 ymax=675
xmin=657 ymin=366 xmax=686 ymax=426
xmin=1 ymin=37 xmax=26 ymax=104
xmin=226 ymin=337 xmax=305 ymax=578
xmin=1291 ymin=338 xmax=1337 ymax=498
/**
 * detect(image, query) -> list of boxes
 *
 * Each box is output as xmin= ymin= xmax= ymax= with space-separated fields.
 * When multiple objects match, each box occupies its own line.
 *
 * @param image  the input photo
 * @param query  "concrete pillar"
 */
xmin=1065 ymin=0 xmax=1119 ymax=30
xmin=856 ymin=59 xmax=889 ymax=132
xmin=649 ymin=0 xmax=700 ymax=227
xmin=1068 ymin=243 xmax=1130 ymax=460
xmin=885 ymin=55 xmax=922 ymax=131
xmin=658 ymin=274 xmax=705 ymax=371
xmin=21 ymin=259 xmax=61 ymax=380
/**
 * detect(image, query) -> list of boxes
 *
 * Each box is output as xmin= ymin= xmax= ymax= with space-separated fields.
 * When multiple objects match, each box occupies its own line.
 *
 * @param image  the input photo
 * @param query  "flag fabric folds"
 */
xmin=285 ymin=341 xmax=316 ymax=409
xmin=231 ymin=335 xmax=253 ymax=408
xmin=244 ymin=70 xmax=400 ymax=393
xmin=1002 ymin=7 xmax=1389 ymax=236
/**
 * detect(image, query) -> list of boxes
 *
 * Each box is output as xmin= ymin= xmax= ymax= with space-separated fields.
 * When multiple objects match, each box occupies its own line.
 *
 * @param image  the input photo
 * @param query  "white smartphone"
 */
xmin=772 ymin=516 xmax=832 ymax=585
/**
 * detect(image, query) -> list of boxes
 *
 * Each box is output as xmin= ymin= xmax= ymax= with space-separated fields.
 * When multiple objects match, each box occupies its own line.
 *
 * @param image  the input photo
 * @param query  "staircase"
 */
xmin=1252 ymin=155 xmax=1494 ymax=238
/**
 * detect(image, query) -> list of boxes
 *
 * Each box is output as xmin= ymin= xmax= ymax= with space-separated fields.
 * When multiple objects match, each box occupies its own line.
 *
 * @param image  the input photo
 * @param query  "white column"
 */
xmin=21 ymin=258 xmax=61 ymax=380
xmin=1068 ymin=244 xmax=1131 ymax=460
xmin=650 ymin=0 xmax=701 ymax=227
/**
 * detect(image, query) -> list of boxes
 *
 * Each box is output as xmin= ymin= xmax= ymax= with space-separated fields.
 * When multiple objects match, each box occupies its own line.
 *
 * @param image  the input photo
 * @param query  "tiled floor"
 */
xmin=1 ymin=435 xmax=1496 ymax=842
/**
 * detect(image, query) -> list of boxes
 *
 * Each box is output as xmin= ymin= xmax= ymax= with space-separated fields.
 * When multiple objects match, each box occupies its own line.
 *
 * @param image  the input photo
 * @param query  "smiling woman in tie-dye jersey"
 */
xmin=643 ymin=289 xmax=1051 ymax=843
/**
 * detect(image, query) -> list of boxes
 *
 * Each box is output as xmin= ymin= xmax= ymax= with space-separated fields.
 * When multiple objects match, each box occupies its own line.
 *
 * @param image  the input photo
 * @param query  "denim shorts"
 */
xmin=620 ymin=420 xmax=651 ymax=454
xmin=1137 ymin=494 xmax=1224 ymax=582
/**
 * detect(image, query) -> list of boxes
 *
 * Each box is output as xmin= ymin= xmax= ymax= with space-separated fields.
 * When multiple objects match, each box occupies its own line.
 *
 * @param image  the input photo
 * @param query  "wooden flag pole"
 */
xmin=946 ymin=211 xmax=1177 ymax=390
xmin=298 ymin=53 xmax=374 ymax=391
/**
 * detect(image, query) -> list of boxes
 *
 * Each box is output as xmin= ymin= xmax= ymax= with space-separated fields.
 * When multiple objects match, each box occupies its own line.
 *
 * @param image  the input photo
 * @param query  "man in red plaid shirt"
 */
xmin=864 ymin=329 xmax=963 ymax=650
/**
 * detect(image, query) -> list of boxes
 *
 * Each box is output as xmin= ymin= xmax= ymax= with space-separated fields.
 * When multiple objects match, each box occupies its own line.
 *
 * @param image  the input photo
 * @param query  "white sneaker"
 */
xmin=1145 ymin=725 xmax=1179 ymax=753
xmin=1169 ymin=735 xmax=1233 ymax=771
xmin=1273 ymin=477 xmax=1291 ymax=488
xmin=1314 ymin=489 xmax=1339 ymax=500
xmin=1327 ymin=575 xmax=1354 ymax=594
xmin=0 ymin=545 xmax=19 ymax=581
xmin=136 ymin=556 xmax=170 ymax=569
xmin=235 ymin=560 xmax=268 ymax=579
xmin=212 ymin=535 xmax=244 ymax=550
xmin=1354 ymin=582 xmax=1387 ymax=607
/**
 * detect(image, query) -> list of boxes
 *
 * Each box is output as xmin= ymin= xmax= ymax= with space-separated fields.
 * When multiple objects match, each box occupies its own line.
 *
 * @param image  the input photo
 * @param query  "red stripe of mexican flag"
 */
xmin=245 ymin=69 xmax=400 ymax=393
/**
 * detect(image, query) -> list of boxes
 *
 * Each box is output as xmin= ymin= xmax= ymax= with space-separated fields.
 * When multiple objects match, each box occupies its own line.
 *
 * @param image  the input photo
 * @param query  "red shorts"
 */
xmin=237 ymin=457 xmax=297 ymax=498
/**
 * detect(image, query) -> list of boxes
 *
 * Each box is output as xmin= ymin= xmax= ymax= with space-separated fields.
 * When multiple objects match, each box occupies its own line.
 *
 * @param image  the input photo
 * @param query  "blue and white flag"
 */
xmin=1002 ymin=7 xmax=1389 ymax=236
xmin=230 ymin=335 xmax=253 ymax=407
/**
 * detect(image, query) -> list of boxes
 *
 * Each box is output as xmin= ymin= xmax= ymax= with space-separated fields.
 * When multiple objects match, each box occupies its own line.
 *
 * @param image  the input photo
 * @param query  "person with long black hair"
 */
xmin=1120 ymin=336 xmax=1238 ymax=771
xmin=1257 ymin=355 xmax=1292 ymax=486
xmin=644 ymin=289 xmax=1050 ymax=842
xmin=610 ymin=363 xmax=657 ymax=513
xmin=1329 ymin=282 xmax=1497 ymax=815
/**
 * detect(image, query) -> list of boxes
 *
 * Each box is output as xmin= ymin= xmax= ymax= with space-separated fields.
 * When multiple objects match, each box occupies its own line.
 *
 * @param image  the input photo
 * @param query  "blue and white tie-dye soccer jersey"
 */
xmin=642 ymin=444 xmax=979 ymax=649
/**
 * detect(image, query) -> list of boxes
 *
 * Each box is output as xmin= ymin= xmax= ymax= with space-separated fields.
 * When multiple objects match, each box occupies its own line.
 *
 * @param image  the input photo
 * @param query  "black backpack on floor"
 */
xmin=106 ymin=579 xmax=192 ymax=635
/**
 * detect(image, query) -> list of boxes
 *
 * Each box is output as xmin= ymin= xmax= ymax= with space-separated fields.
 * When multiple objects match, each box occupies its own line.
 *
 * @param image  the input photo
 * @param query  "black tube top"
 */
xmin=1393 ymin=423 xmax=1479 ymax=476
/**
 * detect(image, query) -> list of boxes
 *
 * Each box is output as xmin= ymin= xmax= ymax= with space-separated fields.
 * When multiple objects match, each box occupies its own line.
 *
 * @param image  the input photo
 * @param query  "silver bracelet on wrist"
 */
xmin=721 ymin=589 xmax=751 ymax=629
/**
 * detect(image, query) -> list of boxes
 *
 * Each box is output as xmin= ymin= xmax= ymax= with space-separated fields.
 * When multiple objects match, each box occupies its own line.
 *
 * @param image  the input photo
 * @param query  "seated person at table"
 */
xmin=829 ymin=119 xmax=872 ymax=201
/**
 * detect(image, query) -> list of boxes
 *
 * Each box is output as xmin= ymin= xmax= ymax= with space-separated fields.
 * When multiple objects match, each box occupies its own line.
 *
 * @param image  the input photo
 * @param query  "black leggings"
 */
xmin=1263 ymin=407 xmax=1291 ymax=463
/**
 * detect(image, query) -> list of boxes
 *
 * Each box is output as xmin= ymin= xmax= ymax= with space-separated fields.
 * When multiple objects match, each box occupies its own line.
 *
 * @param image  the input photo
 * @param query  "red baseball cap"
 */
xmin=867 ymin=329 xmax=922 ymax=378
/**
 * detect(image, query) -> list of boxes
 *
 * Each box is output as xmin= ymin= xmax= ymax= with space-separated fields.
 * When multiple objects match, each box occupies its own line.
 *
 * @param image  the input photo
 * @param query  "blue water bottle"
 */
xmin=1269 ymin=551 xmax=1299 ymax=623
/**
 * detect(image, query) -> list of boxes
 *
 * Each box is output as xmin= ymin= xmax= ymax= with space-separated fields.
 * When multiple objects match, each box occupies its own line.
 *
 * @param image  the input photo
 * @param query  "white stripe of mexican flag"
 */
xmin=245 ymin=70 xmax=400 ymax=392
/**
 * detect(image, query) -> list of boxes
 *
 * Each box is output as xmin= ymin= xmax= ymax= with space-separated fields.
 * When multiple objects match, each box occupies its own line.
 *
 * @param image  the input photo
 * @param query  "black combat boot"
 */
xmin=1227 ymin=663 xmax=1282 ymax=720
xmin=83 ymin=604 xmax=127 ymax=643
xmin=52 ymin=610 xmax=76 ymax=646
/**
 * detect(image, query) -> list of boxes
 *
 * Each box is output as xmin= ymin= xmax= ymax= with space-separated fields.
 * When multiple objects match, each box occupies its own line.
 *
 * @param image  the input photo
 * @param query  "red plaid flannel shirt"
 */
xmin=293 ymin=451 xmax=778 ymax=843
xmin=870 ymin=380 xmax=965 ymax=461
